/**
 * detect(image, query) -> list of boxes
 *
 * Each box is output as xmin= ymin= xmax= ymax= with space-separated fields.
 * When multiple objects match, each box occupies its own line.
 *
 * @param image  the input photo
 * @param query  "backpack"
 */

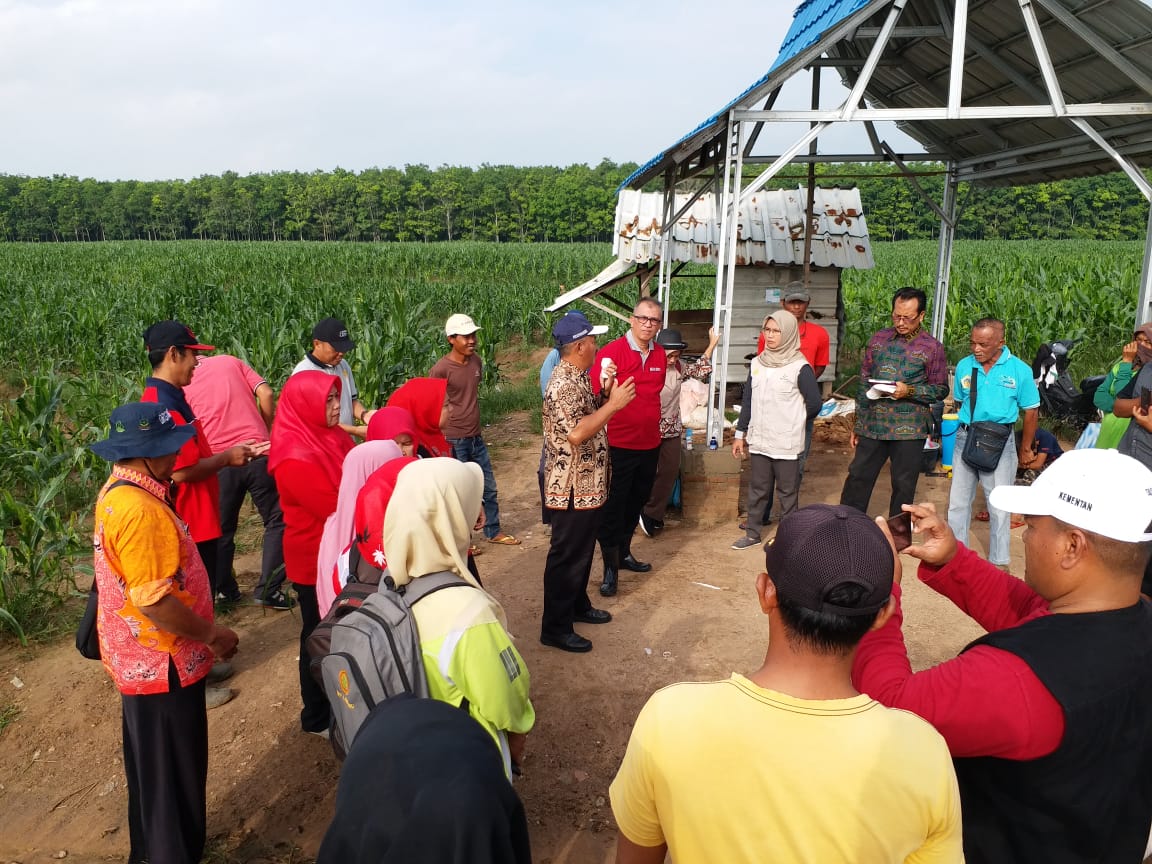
xmin=317 ymin=569 xmax=469 ymax=759
xmin=306 ymin=543 xmax=388 ymax=677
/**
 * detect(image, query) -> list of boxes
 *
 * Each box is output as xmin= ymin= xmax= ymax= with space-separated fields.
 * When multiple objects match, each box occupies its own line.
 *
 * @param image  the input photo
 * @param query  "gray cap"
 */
xmin=783 ymin=280 xmax=810 ymax=303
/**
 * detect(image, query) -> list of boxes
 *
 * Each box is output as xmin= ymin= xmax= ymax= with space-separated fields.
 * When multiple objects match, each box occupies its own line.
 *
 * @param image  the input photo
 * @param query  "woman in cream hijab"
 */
xmin=383 ymin=458 xmax=534 ymax=778
xmin=730 ymin=310 xmax=823 ymax=549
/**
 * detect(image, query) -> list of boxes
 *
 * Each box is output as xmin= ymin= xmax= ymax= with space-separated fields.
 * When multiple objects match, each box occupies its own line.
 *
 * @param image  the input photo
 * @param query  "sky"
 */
xmin=0 ymin=0 xmax=921 ymax=182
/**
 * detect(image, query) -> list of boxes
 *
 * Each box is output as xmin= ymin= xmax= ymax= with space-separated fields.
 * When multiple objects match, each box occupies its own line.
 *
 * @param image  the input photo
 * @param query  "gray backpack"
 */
xmin=319 ymin=570 xmax=469 ymax=759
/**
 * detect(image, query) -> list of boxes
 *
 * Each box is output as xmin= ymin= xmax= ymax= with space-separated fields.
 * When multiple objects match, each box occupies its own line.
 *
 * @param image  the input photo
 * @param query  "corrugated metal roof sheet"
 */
xmin=614 ymin=187 xmax=874 ymax=269
xmin=772 ymin=0 xmax=875 ymax=74
xmin=622 ymin=0 xmax=1152 ymax=191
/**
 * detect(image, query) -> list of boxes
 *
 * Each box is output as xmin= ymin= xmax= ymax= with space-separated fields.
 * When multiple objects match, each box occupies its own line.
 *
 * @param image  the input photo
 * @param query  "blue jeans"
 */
xmin=448 ymin=435 xmax=501 ymax=538
xmin=947 ymin=428 xmax=1018 ymax=566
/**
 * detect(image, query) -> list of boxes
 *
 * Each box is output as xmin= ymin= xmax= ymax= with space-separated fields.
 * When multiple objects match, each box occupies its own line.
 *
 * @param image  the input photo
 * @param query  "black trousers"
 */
xmin=195 ymin=538 xmax=222 ymax=599
xmin=294 ymin=583 xmax=331 ymax=733
xmin=122 ymin=660 xmax=208 ymax=864
xmin=598 ymin=446 xmax=659 ymax=553
xmin=217 ymin=459 xmax=286 ymax=599
xmin=840 ymin=436 xmax=925 ymax=517
xmin=541 ymin=498 xmax=603 ymax=639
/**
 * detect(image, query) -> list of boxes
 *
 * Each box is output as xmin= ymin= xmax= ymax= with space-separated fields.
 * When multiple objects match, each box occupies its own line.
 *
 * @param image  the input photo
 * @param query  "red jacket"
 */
xmin=592 ymin=335 xmax=666 ymax=450
xmin=274 ymin=458 xmax=338 ymax=586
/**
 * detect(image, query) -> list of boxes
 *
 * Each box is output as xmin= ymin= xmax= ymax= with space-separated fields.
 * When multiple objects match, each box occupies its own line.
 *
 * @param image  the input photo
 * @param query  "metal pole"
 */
xmin=1136 ymin=202 xmax=1152 ymax=329
xmin=931 ymin=164 xmax=958 ymax=341
xmin=705 ymin=114 xmax=739 ymax=441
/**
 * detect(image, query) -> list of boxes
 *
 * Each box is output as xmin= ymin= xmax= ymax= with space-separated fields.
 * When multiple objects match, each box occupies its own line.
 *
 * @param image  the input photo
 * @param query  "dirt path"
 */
xmin=0 ymin=415 xmax=1018 ymax=863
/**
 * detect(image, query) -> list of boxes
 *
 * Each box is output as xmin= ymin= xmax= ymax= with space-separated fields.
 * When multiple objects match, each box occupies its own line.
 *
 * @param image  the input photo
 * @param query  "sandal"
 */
xmin=487 ymin=533 xmax=522 ymax=546
xmin=1011 ymin=518 xmax=1025 ymax=529
xmin=468 ymin=544 xmax=484 ymax=557
xmin=974 ymin=511 xmax=990 ymax=522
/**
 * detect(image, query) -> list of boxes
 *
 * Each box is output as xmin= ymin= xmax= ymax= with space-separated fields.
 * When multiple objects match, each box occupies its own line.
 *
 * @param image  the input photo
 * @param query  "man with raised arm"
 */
xmin=854 ymin=448 xmax=1152 ymax=863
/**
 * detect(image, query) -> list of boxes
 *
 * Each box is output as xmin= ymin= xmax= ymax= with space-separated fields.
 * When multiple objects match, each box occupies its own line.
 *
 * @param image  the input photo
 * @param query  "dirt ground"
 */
xmin=0 ymin=414 xmax=1023 ymax=864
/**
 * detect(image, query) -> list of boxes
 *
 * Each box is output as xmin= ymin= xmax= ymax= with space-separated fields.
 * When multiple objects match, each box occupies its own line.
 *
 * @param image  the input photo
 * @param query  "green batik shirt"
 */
xmin=855 ymin=326 xmax=949 ymax=440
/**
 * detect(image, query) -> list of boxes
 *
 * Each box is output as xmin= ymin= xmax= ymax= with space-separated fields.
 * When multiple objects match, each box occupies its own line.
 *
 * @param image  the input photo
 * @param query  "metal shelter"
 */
xmin=622 ymin=0 xmax=1152 ymax=440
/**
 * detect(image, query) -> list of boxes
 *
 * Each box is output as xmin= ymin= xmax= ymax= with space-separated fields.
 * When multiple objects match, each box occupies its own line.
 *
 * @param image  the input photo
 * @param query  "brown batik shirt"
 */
xmin=543 ymin=359 xmax=609 ymax=510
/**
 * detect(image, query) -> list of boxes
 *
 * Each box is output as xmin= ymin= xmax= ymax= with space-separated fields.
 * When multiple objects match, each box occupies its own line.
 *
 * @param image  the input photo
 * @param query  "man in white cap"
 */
xmin=430 ymin=313 xmax=519 ymax=545
xmin=853 ymin=448 xmax=1152 ymax=863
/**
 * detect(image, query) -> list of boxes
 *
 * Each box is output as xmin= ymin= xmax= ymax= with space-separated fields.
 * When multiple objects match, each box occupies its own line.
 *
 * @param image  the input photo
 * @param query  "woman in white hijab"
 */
xmin=730 ymin=310 xmax=823 ymax=550
xmin=383 ymin=458 xmax=535 ymax=778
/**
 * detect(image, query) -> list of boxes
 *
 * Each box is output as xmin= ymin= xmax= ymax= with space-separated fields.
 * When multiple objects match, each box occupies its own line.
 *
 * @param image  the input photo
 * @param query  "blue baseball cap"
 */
xmin=90 ymin=402 xmax=196 ymax=462
xmin=552 ymin=311 xmax=608 ymax=347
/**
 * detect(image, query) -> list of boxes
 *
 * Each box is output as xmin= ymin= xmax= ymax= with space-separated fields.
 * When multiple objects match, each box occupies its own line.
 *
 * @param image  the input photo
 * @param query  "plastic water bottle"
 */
xmin=684 ymin=428 xmax=694 ymax=450
xmin=708 ymin=434 xmax=718 ymax=450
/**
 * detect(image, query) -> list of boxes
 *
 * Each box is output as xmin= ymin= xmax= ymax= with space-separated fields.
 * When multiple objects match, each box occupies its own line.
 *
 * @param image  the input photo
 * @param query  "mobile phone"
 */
xmin=1141 ymin=388 xmax=1151 ymax=413
xmin=885 ymin=511 xmax=913 ymax=553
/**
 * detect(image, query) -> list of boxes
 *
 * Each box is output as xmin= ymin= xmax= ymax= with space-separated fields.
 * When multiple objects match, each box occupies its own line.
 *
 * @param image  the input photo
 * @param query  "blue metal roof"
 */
xmin=619 ymin=0 xmax=876 ymax=190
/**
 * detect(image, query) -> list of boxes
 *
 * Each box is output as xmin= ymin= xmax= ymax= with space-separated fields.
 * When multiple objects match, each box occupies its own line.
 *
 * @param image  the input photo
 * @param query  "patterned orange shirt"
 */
xmin=93 ymin=466 xmax=214 ymax=695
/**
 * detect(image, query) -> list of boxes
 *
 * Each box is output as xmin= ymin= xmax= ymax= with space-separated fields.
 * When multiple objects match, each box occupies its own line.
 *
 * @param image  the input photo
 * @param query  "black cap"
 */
xmin=313 ymin=317 xmax=355 ymax=353
xmin=766 ymin=504 xmax=894 ymax=617
xmin=90 ymin=402 xmax=196 ymax=461
xmin=143 ymin=320 xmax=214 ymax=353
xmin=655 ymin=328 xmax=688 ymax=350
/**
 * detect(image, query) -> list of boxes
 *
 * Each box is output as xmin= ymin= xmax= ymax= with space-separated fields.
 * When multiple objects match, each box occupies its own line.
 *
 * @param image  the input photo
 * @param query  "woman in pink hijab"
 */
xmin=315 ymin=439 xmax=402 ymax=617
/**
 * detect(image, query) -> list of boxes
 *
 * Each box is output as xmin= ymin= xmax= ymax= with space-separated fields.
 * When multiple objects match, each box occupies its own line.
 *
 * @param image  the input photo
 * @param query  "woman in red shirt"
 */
xmin=387 ymin=378 xmax=451 ymax=457
xmin=269 ymin=371 xmax=352 ymax=736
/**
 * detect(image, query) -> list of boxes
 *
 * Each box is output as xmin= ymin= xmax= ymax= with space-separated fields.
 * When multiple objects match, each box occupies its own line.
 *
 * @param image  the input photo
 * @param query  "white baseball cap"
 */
xmin=989 ymin=448 xmax=1152 ymax=543
xmin=445 ymin=314 xmax=480 ymax=337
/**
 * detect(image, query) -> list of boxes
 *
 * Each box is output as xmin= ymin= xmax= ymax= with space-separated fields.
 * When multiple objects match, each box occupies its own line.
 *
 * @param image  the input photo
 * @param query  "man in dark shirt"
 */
xmin=430 ymin=313 xmax=519 ymax=545
xmin=840 ymin=287 xmax=948 ymax=517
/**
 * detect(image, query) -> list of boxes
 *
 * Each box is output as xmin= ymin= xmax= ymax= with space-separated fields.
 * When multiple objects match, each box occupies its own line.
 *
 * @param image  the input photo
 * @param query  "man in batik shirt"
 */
xmin=840 ymin=287 xmax=948 ymax=516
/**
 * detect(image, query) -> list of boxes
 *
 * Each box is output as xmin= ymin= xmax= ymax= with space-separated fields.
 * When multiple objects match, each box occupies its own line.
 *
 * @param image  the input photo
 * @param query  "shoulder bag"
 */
xmin=961 ymin=367 xmax=1013 ymax=473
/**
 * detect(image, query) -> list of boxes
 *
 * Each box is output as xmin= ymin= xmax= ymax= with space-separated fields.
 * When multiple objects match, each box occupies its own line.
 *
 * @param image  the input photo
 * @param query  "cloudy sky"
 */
xmin=0 ymin=0 xmax=915 ymax=181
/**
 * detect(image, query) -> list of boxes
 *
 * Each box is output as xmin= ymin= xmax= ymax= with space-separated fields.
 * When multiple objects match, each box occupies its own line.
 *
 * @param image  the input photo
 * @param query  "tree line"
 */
xmin=0 ymin=160 xmax=1147 ymax=243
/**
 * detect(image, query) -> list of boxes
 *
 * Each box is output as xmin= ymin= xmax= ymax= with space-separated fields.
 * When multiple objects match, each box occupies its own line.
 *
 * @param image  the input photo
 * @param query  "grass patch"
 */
xmin=0 ymin=702 xmax=21 ymax=736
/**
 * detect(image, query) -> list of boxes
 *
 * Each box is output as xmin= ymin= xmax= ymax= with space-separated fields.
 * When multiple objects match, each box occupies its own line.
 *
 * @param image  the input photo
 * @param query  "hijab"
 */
xmin=387 ymin=378 xmax=451 ymax=457
xmin=367 ymin=406 xmax=419 ymax=447
xmin=268 ymin=372 xmax=353 ymax=485
xmin=756 ymin=309 xmax=806 ymax=368
xmin=316 ymin=441 xmax=402 ymax=604
xmin=382 ymin=457 xmax=483 ymax=590
xmin=1136 ymin=323 xmax=1152 ymax=367
xmin=352 ymin=456 xmax=420 ymax=570
xmin=316 ymin=694 xmax=532 ymax=864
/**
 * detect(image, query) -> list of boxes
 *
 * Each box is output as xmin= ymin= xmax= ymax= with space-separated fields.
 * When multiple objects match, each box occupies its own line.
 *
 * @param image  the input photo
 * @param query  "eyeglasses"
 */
xmin=632 ymin=315 xmax=661 ymax=327
xmin=891 ymin=314 xmax=922 ymax=323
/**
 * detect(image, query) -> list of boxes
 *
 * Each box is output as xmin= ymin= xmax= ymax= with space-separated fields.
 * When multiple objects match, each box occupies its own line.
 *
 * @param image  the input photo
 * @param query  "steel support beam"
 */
xmin=843 ymin=0 xmax=908 ymax=121
xmin=706 ymin=114 xmax=743 ymax=443
xmin=1137 ymin=204 xmax=1152 ymax=329
xmin=734 ymin=103 xmax=1152 ymax=121
xmin=1034 ymin=0 xmax=1152 ymax=98
xmin=948 ymin=0 xmax=969 ymax=119
xmin=931 ymin=166 xmax=959 ymax=341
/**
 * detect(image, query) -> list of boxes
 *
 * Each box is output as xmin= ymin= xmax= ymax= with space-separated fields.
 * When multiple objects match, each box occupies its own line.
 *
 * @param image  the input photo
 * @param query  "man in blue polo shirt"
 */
xmin=947 ymin=317 xmax=1040 ymax=570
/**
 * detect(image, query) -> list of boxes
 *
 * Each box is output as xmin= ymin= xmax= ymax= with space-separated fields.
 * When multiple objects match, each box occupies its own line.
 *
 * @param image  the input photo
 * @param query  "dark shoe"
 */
xmin=540 ymin=632 xmax=593 ymax=653
xmin=638 ymin=513 xmax=662 ymax=538
xmin=621 ymin=554 xmax=652 ymax=573
xmin=575 ymin=608 xmax=612 ymax=624
xmin=215 ymin=590 xmax=243 ymax=606
xmin=600 ymin=546 xmax=619 ymax=597
xmin=253 ymin=589 xmax=295 ymax=610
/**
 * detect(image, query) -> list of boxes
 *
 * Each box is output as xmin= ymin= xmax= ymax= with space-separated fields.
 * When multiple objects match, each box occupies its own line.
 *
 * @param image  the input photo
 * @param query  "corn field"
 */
xmin=0 ymin=238 xmax=1146 ymax=641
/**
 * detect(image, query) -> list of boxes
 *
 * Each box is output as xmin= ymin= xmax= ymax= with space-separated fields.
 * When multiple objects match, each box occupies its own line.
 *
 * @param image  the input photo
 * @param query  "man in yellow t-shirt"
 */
xmin=609 ymin=505 xmax=962 ymax=864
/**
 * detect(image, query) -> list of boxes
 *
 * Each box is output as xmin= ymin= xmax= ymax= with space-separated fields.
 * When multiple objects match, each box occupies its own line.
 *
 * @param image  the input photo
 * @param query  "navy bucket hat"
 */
xmin=90 ymin=402 xmax=196 ymax=462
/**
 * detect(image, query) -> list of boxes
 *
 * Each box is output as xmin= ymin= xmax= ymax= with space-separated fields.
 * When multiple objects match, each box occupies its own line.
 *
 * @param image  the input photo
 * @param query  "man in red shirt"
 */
xmin=853 ymin=448 xmax=1152 ymax=862
xmin=592 ymin=298 xmax=667 ymax=597
xmin=185 ymin=354 xmax=290 ymax=610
